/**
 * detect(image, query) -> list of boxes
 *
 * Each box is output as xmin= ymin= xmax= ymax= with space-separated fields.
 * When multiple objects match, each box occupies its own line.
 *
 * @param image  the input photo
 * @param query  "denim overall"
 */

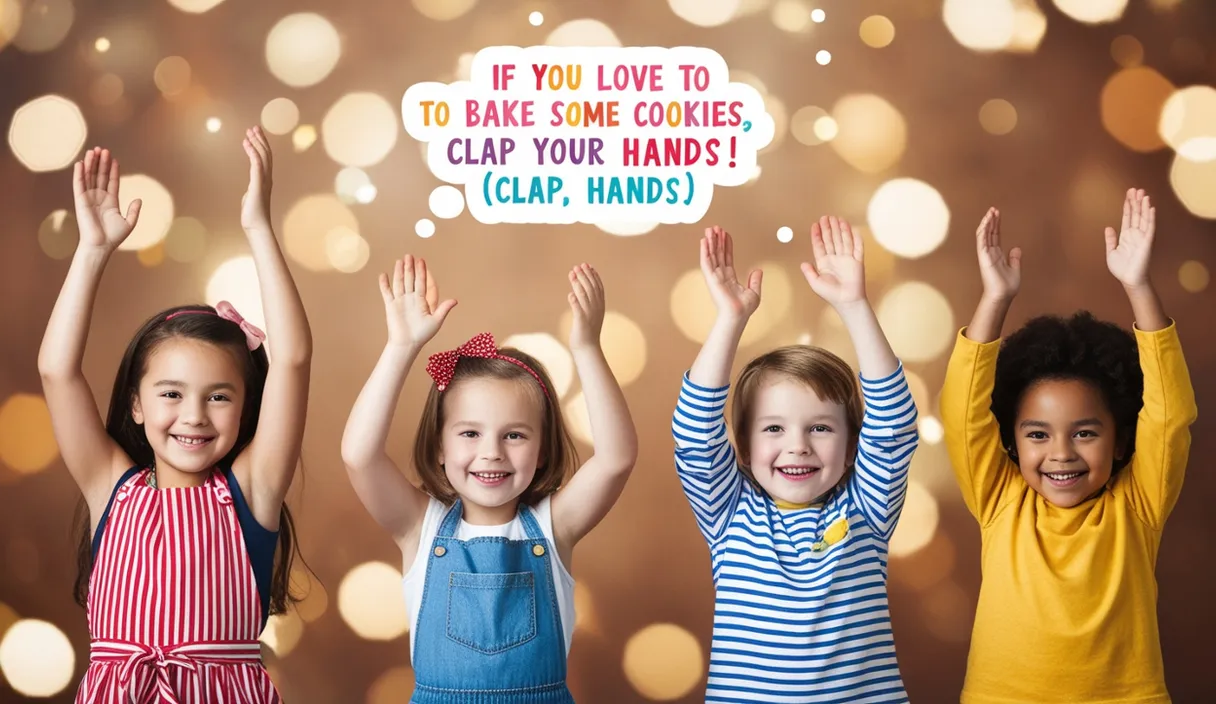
xmin=410 ymin=500 xmax=575 ymax=704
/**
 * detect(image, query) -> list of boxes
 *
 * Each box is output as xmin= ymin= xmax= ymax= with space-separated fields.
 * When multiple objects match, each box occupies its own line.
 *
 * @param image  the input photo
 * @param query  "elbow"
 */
xmin=37 ymin=358 xmax=78 ymax=384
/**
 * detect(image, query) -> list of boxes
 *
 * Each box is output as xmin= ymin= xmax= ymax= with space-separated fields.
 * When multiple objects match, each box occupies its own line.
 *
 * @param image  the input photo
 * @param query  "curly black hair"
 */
xmin=991 ymin=311 xmax=1143 ymax=474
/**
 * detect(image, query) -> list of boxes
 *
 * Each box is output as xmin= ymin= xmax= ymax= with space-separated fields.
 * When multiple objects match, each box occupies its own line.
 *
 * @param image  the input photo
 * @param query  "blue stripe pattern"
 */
xmin=672 ymin=364 xmax=919 ymax=703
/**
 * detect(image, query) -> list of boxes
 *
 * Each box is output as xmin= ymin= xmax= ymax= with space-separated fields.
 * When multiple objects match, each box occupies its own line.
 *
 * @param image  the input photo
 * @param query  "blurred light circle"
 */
xmin=601 ymin=312 xmax=647 ymax=386
xmin=265 ymin=13 xmax=341 ymax=88
xmin=943 ymin=0 xmax=1015 ymax=52
xmin=205 ymin=117 xmax=222 ymax=133
xmin=112 ymin=174 xmax=174 ymax=251
xmin=154 ymin=56 xmax=191 ymax=97
xmin=1110 ymin=35 xmax=1143 ymax=67
xmin=429 ymin=185 xmax=465 ymax=219
xmin=777 ymin=226 xmax=794 ymax=243
xmin=771 ymin=0 xmax=812 ymax=33
xmin=877 ymin=282 xmax=955 ymax=362
xmin=791 ymin=105 xmax=829 ymax=146
xmin=979 ymin=99 xmax=1018 ymax=135
xmin=1159 ymin=86 xmax=1216 ymax=162
xmin=596 ymin=222 xmax=659 ymax=236
xmin=1100 ymin=67 xmax=1174 ymax=153
xmin=1008 ymin=1 xmax=1048 ymax=53
xmin=335 ymin=167 xmax=372 ymax=204
xmin=830 ymin=94 xmax=907 ymax=173
xmin=889 ymin=481 xmax=940 ymax=557
xmin=0 ymin=394 xmax=59 ymax=474
xmin=283 ymin=194 xmax=359 ymax=271
xmin=622 ymin=623 xmax=704 ymax=700
xmin=168 ymin=0 xmax=227 ymax=12
xmin=0 ymin=619 xmax=75 ymax=697
xmin=867 ymin=179 xmax=950 ymax=259
xmin=528 ymin=11 xmax=544 ymax=26
xmin=860 ymin=15 xmax=895 ymax=48
xmin=415 ymin=218 xmax=436 ymax=238
xmin=325 ymin=227 xmax=370 ymax=274
xmin=355 ymin=184 xmax=377 ymax=203
xmin=322 ymin=92 xmax=398 ymax=168
xmin=811 ymin=8 xmax=825 ymax=22
xmin=814 ymin=116 xmax=838 ymax=141
xmin=260 ymin=610 xmax=303 ymax=657
xmin=1169 ymin=153 xmax=1216 ymax=219
xmin=815 ymin=50 xmax=832 ymax=65
xmin=502 ymin=333 xmax=574 ymax=398
xmin=411 ymin=0 xmax=476 ymax=21
xmin=1052 ymin=0 xmax=1127 ymax=24
xmin=292 ymin=124 xmax=317 ymax=152
xmin=0 ymin=0 xmax=22 ymax=52
xmin=919 ymin=415 xmax=945 ymax=445
xmin=12 ymin=0 xmax=73 ymax=53
xmin=8 ymin=95 xmax=87 ymax=172
xmin=563 ymin=391 xmax=592 ymax=445
xmin=1178 ymin=261 xmax=1209 ymax=293
xmin=668 ymin=0 xmax=740 ymax=27
xmin=137 ymin=242 xmax=166 ymax=267
xmin=545 ymin=19 xmax=620 ymax=47
xmin=262 ymin=98 xmax=300 ymax=136
xmin=338 ymin=562 xmax=409 ymax=640
xmin=38 ymin=209 xmax=77 ymax=259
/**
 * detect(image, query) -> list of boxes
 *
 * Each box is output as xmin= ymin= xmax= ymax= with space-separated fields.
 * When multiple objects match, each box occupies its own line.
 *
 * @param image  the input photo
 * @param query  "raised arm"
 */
xmin=551 ymin=265 xmax=639 ymax=552
xmin=38 ymin=148 xmax=142 ymax=516
xmin=672 ymin=227 xmax=759 ymax=545
xmin=341 ymin=255 xmax=454 ymax=546
xmin=1104 ymin=189 xmax=1197 ymax=527
xmin=230 ymin=127 xmax=313 ymax=529
xmin=941 ymin=208 xmax=1024 ymax=524
xmin=801 ymin=216 xmax=917 ymax=535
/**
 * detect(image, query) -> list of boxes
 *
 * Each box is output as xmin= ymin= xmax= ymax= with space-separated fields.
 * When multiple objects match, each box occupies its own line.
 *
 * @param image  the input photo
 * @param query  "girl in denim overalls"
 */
xmin=341 ymin=257 xmax=638 ymax=703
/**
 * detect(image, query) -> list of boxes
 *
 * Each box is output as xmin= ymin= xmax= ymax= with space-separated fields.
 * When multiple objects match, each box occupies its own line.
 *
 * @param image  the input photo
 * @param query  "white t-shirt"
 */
xmin=401 ymin=496 xmax=576 ymax=664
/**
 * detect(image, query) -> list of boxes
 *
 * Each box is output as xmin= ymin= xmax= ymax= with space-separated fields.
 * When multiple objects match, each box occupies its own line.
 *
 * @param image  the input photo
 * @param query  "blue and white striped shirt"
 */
xmin=672 ymin=364 xmax=919 ymax=703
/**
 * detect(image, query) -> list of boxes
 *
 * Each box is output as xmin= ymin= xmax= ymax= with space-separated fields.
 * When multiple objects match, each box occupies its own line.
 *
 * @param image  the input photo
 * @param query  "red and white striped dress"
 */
xmin=76 ymin=468 xmax=281 ymax=703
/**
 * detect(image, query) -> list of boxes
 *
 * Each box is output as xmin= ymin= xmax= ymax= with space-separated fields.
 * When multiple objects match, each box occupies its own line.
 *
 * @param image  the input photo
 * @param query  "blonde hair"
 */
xmin=411 ymin=348 xmax=579 ymax=505
xmin=730 ymin=345 xmax=863 ymax=489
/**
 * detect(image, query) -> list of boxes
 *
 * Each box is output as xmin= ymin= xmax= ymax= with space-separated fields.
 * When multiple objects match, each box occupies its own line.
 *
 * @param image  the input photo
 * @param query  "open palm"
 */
xmin=73 ymin=147 xmax=141 ymax=251
xmin=1105 ymin=188 xmax=1154 ymax=288
xmin=378 ymin=254 xmax=457 ymax=348
xmin=700 ymin=226 xmax=762 ymax=321
xmin=801 ymin=216 xmax=865 ymax=305
xmin=975 ymin=207 xmax=1022 ymax=299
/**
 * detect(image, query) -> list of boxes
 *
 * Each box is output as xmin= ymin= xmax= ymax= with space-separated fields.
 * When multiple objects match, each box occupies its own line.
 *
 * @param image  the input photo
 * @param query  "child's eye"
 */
xmin=1075 ymin=430 xmax=1098 ymax=439
xmin=505 ymin=432 xmax=526 ymax=440
xmin=763 ymin=425 xmax=782 ymax=433
xmin=160 ymin=391 xmax=181 ymax=399
xmin=1026 ymin=431 xmax=1047 ymax=440
xmin=209 ymin=394 xmax=230 ymax=403
xmin=811 ymin=425 xmax=832 ymax=433
xmin=459 ymin=430 xmax=479 ymax=438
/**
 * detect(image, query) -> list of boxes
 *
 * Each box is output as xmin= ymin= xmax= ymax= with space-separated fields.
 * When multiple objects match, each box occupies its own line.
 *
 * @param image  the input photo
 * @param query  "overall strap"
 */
xmin=436 ymin=499 xmax=464 ymax=538
xmin=517 ymin=502 xmax=546 ymax=542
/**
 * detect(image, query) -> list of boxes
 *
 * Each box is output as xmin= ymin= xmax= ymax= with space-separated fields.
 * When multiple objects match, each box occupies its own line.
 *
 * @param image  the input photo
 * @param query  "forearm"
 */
xmin=571 ymin=344 xmax=637 ymax=467
xmin=246 ymin=227 xmax=312 ymax=364
xmin=964 ymin=295 xmax=1013 ymax=343
xmin=1124 ymin=283 xmax=1168 ymax=332
xmin=688 ymin=315 xmax=747 ymax=387
xmin=834 ymin=300 xmax=898 ymax=379
xmin=341 ymin=343 xmax=418 ymax=467
xmin=39 ymin=247 xmax=110 ymax=376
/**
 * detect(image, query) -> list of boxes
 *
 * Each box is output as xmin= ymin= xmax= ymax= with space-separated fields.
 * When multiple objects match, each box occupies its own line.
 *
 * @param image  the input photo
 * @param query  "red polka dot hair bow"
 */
xmin=425 ymin=332 xmax=549 ymax=399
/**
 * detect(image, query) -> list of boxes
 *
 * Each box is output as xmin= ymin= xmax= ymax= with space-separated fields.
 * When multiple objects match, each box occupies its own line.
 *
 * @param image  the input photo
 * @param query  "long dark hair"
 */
xmin=72 ymin=304 xmax=304 ymax=615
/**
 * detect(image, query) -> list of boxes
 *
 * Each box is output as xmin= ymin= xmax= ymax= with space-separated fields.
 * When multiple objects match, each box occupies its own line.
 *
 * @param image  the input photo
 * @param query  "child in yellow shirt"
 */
xmin=941 ymin=189 xmax=1197 ymax=704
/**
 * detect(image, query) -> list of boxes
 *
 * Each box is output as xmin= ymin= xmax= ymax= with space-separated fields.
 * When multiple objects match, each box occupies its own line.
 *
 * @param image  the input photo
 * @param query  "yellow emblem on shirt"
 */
xmin=812 ymin=518 xmax=850 ymax=552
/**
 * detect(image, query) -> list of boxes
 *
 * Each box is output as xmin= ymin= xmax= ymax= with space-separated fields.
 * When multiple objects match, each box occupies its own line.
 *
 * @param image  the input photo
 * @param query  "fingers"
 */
xmin=1121 ymin=189 xmax=1132 ymax=233
xmin=569 ymin=265 xmax=592 ymax=309
xmin=991 ymin=208 xmax=1001 ymax=247
xmin=747 ymin=268 xmax=763 ymax=298
xmin=379 ymin=273 xmax=393 ymax=305
xmin=1104 ymin=226 xmax=1118 ymax=254
xmin=434 ymin=298 xmax=458 ymax=323
xmin=811 ymin=221 xmax=827 ymax=261
xmin=700 ymin=228 xmax=716 ymax=273
xmin=411 ymin=256 xmax=426 ymax=297
xmin=1145 ymin=199 xmax=1155 ymax=238
xmin=392 ymin=257 xmax=405 ymax=298
xmin=723 ymin=226 xmax=735 ymax=269
xmin=1008 ymin=246 xmax=1022 ymax=271
xmin=976 ymin=208 xmax=994 ymax=252
xmin=837 ymin=218 xmax=857 ymax=260
xmin=124 ymin=198 xmax=142 ymax=228
xmin=73 ymin=160 xmax=84 ymax=196
xmin=800 ymin=261 xmax=819 ymax=287
xmin=820 ymin=216 xmax=836 ymax=256
xmin=107 ymin=157 xmax=121 ymax=200
xmin=82 ymin=148 xmax=95 ymax=190
xmin=97 ymin=149 xmax=111 ymax=193
xmin=245 ymin=127 xmax=271 ymax=173
xmin=424 ymin=265 xmax=439 ymax=310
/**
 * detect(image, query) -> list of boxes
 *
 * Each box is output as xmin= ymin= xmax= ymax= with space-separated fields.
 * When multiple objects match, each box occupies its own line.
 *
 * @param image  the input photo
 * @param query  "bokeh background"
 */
xmin=2 ymin=0 xmax=1214 ymax=701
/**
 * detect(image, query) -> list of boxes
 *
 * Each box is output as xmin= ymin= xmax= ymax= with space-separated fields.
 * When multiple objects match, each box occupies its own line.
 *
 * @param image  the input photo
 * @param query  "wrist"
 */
xmin=1122 ymin=280 xmax=1155 ymax=296
xmin=979 ymin=292 xmax=1015 ymax=308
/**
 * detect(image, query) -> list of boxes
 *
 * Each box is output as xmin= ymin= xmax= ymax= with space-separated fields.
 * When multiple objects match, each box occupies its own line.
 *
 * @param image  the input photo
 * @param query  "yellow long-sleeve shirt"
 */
xmin=941 ymin=321 xmax=1197 ymax=704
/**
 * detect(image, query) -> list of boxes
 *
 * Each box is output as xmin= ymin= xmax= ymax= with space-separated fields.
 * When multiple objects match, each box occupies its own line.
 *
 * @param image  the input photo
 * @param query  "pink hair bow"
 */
xmin=215 ymin=301 xmax=266 ymax=351
xmin=425 ymin=332 xmax=548 ymax=398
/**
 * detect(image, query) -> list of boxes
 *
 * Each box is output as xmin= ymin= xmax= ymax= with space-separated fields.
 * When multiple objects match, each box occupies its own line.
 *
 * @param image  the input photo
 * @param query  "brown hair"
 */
xmin=76 ymin=304 xmax=306 ymax=614
xmin=730 ymin=345 xmax=864 ymax=490
xmin=411 ymin=347 xmax=579 ymax=506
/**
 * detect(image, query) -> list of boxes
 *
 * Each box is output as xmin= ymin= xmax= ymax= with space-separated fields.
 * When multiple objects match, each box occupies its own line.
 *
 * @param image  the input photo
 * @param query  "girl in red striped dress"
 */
xmin=38 ymin=127 xmax=311 ymax=703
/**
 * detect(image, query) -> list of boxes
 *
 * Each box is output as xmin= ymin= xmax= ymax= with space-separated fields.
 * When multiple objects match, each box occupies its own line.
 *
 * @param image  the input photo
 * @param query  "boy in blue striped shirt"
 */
xmin=672 ymin=218 xmax=920 ymax=703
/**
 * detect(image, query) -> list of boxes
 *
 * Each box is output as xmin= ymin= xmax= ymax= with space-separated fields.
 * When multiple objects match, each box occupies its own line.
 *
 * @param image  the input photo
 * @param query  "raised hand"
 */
xmin=378 ymin=255 xmax=457 ymax=349
xmin=73 ymin=147 xmax=141 ymax=252
xmin=241 ymin=126 xmax=274 ymax=233
xmin=701 ymin=226 xmax=762 ymax=322
xmin=568 ymin=263 xmax=605 ymax=351
xmin=801 ymin=216 xmax=866 ymax=306
xmin=975 ymin=207 xmax=1022 ymax=301
xmin=1105 ymin=188 xmax=1155 ymax=289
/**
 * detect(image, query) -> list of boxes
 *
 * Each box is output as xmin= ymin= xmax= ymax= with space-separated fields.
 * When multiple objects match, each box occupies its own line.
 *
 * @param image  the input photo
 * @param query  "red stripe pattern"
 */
xmin=76 ymin=469 xmax=281 ymax=703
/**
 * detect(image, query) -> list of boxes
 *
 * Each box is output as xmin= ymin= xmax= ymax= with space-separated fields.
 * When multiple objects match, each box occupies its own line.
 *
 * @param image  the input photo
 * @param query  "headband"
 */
xmin=425 ymin=332 xmax=549 ymax=400
xmin=164 ymin=301 xmax=266 ymax=351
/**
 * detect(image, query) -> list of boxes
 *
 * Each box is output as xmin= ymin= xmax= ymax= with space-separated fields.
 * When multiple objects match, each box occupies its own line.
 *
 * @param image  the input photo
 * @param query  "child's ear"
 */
xmin=131 ymin=395 xmax=144 ymax=425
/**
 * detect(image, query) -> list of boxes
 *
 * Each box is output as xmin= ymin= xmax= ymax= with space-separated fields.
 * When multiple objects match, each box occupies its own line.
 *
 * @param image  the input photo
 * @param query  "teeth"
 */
xmin=1046 ymin=472 xmax=1082 ymax=480
xmin=474 ymin=472 xmax=508 ymax=479
xmin=175 ymin=436 xmax=209 ymax=446
xmin=777 ymin=467 xmax=818 ymax=476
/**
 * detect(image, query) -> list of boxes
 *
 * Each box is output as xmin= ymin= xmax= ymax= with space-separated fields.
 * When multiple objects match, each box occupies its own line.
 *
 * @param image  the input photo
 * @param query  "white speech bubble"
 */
xmin=402 ymin=46 xmax=775 ymax=226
